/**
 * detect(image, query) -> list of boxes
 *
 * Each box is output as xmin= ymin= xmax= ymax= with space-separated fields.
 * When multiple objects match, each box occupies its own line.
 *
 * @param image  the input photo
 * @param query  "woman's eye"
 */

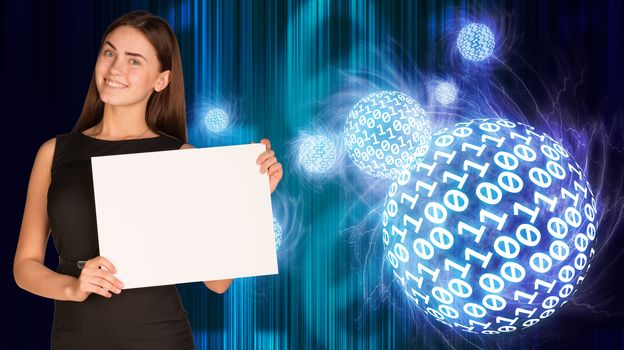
xmin=103 ymin=50 xmax=113 ymax=57
xmin=130 ymin=59 xmax=141 ymax=66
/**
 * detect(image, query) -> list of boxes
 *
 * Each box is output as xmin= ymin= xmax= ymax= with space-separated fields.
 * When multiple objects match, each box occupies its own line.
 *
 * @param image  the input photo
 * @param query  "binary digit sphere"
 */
xmin=435 ymin=82 xmax=459 ymax=105
xmin=273 ymin=216 xmax=283 ymax=249
xmin=203 ymin=108 xmax=229 ymax=133
xmin=382 ymin=118 xmax=598 ymax=334
xmin=457 ymin=23 xmax=495 ymax=62
xmin=344 ymin=91 xmax=432 ymax=179
xmin=297 ymin=134 xmax=337 ymax=174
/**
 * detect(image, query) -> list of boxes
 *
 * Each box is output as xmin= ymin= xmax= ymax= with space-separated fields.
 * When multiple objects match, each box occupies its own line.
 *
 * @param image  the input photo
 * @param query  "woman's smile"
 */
xmin=104 ymin=78 xmax=128 ymax=89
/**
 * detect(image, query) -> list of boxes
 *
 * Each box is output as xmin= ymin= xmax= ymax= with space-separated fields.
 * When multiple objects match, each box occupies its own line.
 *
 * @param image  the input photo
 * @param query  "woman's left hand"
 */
xmin=255 ymin=138 xmax=283 ymax=193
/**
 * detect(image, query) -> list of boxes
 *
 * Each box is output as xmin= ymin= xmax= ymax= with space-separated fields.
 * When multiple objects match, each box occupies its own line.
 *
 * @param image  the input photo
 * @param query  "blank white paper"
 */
xmin=91 ymin=143 xmax=278 ymax=289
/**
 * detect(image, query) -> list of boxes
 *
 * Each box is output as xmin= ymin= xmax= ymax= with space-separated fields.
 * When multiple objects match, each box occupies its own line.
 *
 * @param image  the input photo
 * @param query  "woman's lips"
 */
xmin=104 ymin=78 xmax=128 ymax=89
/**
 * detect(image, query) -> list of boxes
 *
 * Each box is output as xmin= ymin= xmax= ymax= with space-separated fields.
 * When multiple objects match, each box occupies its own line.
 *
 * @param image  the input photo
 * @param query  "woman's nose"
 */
xmin=109 ymin=58 xmax=125 ymax=75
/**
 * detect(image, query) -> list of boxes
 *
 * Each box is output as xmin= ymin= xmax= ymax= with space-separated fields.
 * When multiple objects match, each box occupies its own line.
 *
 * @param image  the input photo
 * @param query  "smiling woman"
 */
xmin=12 ymin=10 xmax=230 ymax=350
xmin=76 ymin=11 xmax=186 ymax=141
xmin=10 ymin=11 xmax=203 ymax=350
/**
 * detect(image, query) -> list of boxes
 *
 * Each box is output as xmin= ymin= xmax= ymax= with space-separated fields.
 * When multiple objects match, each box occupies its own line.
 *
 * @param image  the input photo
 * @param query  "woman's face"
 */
xmin=95 ymin=25 xmax=170 ymax=107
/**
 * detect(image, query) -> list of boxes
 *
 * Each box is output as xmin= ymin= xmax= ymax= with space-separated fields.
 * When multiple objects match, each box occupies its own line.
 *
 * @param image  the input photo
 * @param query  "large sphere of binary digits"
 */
xmin=381 ymin=118 xmax=598 ymax=334
xmin=344 ymin=91 xmax=432 ymax=179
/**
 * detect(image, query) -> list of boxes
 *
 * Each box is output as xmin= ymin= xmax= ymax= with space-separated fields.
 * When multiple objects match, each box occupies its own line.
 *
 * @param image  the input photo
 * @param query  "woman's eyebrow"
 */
xmin=104 ymin=40 xmax=149 ymax=62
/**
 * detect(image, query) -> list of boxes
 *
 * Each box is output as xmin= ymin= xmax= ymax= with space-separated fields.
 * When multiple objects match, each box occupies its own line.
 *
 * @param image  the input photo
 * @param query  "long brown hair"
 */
xmin=72 ymin=10 xmax=187 ymax=142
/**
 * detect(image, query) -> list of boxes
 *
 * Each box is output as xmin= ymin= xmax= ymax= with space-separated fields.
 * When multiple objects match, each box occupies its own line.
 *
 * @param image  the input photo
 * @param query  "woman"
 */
xmin=13 ymin=10 xmax=283 ymax=349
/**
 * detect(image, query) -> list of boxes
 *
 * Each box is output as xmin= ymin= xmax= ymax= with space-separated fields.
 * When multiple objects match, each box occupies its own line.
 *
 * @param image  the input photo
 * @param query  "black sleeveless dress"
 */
xmin=47 ymin=132 xmax=195 ymax=350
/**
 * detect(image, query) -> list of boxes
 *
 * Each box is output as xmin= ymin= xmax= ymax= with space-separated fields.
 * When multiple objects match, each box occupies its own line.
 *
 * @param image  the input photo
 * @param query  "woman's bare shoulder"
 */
xmin=37 ymin=137 xmax=57 ymax=162
xmin=32 ymin=137 xmax=57 ymax=176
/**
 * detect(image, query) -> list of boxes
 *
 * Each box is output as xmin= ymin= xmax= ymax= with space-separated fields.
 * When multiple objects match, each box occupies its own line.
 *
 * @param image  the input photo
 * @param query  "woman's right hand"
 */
xmin=70 ymin=256 xmax=124 ymax=302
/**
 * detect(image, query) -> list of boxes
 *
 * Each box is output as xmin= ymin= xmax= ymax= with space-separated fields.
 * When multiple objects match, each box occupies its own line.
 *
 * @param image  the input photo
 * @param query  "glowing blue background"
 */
xmin=5 ymin=1 xmax=624 ymax=349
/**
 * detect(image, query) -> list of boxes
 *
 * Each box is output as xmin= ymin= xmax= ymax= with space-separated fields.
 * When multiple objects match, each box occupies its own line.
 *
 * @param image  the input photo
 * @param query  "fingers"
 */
xmin=260 ymin=157 xmax=278 ymax=173
xmin=268 ymin=162 xmax=283 ymax=177
xmin=86 ymin=256 xmax=117 ymax=274
xmin=252 ymin=139 xmax=280 ymax=186
xmin=89 ymin=281 xmax=115 ymax=298
xmin=92 ymin=268 xmax=124 ymax=290
xmin=256 ymin=150 xmax=276 ymax=166
xmin=83 ymin=275 xmax=122 ymax=297
xmin=80 ymin=256 xmax=124 ymax=298
xmin=268 ymin=162 xmax=283 ymax=193
xmin=260 ymin=138 xmax=271 ymax=151
xmin=252 ymin=138 xmax=271 ymax=152
xmin=77 ymin=274 xmax=116 ymax=299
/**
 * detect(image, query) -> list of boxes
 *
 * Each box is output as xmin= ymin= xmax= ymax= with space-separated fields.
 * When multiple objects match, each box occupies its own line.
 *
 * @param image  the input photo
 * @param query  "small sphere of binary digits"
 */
xmin=435 ymin=82 xmax=459 ymax=105
xmin=203 ymin=108 xmax=229 ymax=133
xmin=381 ymin=118 xmax=598 ymax=334
xmin=344 ymin=91 xmax=432 ymax=179
xmin=297 ymin=134 xmax=337 ymax=174
xmin=457 ymin=23 xmax=495 ymax=62
xmin=273 ymin=216 xmax=283 ymax=250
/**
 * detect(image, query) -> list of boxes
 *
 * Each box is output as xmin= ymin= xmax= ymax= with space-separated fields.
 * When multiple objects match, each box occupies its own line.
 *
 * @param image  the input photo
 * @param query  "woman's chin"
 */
xmin=98 ymin=94 xmax=130 ymax=106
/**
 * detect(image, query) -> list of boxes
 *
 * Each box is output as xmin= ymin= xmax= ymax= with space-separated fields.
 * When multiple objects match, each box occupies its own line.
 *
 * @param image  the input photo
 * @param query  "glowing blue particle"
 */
xmin=434 ymin=82 xmax=459 ymax=105
xmin=203 ymin=108 xmax=229 ymax=133
xmin=298 ymin=134 xmax=337 ymax=174
xmin=382 ymin=118 xmax=598 ymax=334
xmin=457 ymin=23 xmax=495 ymax=62
xmin=273 ymin=216 xmax=283 ymax=249
xmin=343 ymin=91 xmax=432 ymax=179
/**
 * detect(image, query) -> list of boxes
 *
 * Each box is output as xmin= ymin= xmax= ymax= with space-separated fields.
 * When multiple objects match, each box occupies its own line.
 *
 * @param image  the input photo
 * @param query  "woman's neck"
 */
xmin=94 ymin=103 xmax=155 ymax=139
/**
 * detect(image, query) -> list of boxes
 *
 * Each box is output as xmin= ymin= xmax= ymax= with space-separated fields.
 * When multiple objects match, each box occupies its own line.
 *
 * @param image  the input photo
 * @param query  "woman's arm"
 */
xmin=203 ymin=279 xmax=233 ymax=294
xmin=13 ymin=138 xmax=80 ymax=301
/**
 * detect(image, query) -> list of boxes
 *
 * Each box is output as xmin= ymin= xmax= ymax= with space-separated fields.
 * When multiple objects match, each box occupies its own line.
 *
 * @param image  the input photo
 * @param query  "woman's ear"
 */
xmin=155 ymin=70 xmax=171 ymax=92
